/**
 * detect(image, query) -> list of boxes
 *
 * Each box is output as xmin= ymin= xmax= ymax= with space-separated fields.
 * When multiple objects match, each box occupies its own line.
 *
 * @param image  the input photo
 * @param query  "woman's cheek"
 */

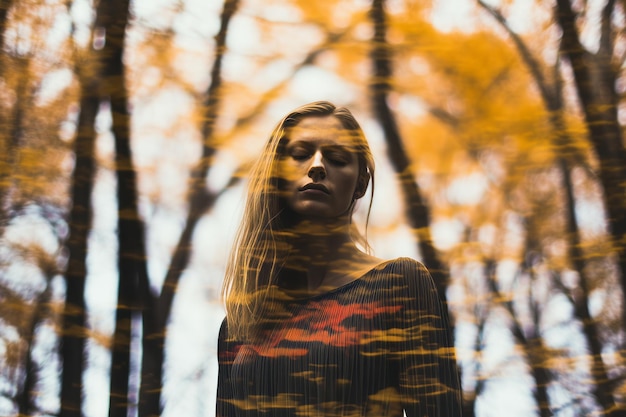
xmin=278 ymin=161 xmax=302 ymax=183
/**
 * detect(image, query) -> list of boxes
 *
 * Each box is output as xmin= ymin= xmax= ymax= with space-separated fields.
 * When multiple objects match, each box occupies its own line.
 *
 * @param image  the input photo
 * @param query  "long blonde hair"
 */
xmin=221 ymin=101 xmax=375 ymax=341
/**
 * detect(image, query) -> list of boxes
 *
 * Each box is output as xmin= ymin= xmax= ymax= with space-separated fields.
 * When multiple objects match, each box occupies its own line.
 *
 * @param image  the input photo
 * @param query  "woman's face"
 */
xmin=278 ymin=115 xmax=367 ymax=221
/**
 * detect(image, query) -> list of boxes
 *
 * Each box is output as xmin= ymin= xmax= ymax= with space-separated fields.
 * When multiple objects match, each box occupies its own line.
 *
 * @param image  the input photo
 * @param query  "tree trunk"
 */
xmin=0 ymin=0 xmax=12 ymax=47
xmin=0 ymin=0 xmax=16 ymax=222
xmin=558 ymin=148 xmax=621 ymax=416
xmin=158 ymin=0 xmax=239 ymax=319
xmin=138 ymin=1 xmax=239 ymax=416
xmin=0 ymin=54 xmax=28 ymax=232
xmin=17 ymin=282 xmax=55 ymax=416
xmin=92 ymin=1 xmax=146 ymax=417
xmin=477 ymin=3 xmax=622 ymax=413
xmin=558 ymin=163 xmax=621 ymax=415
xmin=555 ymin=0 xmax=626 ymax=311
xmin=368 ymin=0 xmax=448 ymax=301
xmin=483 ymin=257 xmax=554 ymax=417
xmin=554 ymin=3 xmax=625 ymax=413
xmin=60 ymin=44 xmax=100 ymax=417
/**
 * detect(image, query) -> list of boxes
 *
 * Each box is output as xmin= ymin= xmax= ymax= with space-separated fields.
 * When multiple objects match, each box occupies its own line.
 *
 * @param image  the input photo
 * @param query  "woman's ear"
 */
xmin=353 ymin=172 xmax=370 ymax=200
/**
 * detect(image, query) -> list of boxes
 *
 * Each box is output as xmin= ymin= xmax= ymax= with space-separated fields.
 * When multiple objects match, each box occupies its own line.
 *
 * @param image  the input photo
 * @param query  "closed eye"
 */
xmin=324 ymin=151 xmax=351 ymax=166
xmin=290 ymin=150 xmax=311 ymax=161
xmin=326 ymin=157 xmax=348 ymax=166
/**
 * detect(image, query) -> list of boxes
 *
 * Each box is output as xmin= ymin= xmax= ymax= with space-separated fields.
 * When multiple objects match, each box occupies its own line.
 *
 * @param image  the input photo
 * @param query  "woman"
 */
xmin=217 ymin=101 xmax=462 ymax=417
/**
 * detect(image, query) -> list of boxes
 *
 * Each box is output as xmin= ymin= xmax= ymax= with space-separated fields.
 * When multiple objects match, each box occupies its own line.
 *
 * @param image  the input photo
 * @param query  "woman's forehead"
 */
xmin=286 ymin=115 xmax=356 ymax=145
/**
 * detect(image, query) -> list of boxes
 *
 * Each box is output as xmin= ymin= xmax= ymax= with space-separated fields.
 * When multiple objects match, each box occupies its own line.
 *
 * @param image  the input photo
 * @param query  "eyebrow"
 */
xmin=286 ymin=141 xmax=353 ymax=152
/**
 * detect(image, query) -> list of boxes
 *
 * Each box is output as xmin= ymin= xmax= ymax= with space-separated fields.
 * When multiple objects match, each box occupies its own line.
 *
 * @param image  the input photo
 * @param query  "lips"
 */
xmin=299 ymin=183 xmax=329 ymax=194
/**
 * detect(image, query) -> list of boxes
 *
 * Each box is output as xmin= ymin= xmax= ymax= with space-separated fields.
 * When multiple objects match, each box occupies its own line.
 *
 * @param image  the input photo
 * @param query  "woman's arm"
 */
xmin=391 ymin=259 xmax=462 ymax=417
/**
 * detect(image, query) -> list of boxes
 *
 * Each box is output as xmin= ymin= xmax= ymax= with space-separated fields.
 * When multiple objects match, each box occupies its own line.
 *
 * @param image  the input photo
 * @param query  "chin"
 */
xmin=282 ymin=201 xmax=351 ymax=224
xmin=291 ymin=204 xmax=336 ymax=219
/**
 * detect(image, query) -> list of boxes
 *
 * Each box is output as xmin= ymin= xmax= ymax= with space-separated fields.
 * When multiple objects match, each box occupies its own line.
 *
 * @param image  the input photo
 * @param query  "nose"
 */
xmin=307 ymin=151 xmax=326 ymax=180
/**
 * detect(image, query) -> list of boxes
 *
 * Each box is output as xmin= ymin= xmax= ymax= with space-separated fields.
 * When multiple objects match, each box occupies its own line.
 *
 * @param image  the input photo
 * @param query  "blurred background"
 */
xmin=1 ymin=0 xmax=625 ymax=416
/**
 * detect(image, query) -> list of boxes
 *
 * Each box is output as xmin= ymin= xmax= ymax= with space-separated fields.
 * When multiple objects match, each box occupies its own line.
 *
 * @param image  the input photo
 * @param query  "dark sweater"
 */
xmin=217 ymin=257 xmax=462 ymax=417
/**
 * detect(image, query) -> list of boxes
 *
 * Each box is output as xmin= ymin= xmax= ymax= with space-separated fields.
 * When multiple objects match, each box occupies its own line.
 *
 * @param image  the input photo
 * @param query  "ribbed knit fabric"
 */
xmin=217 ymin=257 xmax=462 ymax=417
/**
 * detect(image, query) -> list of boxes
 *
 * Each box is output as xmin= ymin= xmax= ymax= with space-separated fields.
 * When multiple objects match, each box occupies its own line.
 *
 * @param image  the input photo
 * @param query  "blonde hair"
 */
xmin=221 ymin=101 xmax=375 ymax=341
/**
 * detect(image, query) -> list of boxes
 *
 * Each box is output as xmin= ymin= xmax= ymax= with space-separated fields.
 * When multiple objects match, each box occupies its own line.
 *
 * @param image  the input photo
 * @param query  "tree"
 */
xmin=477 ymin=1 xmax=624 ymax=414
xmin=138 ymin=1 xmax=240 ymax=416
xmin=15 ymin=240 xmax=61 ymax=416
xmin=369 ymin=0 xmax=449 ymax=301
xmin=555 ymin=0 xmax=626 ymax=308
xmin=89 ymin=1 xmax=147 ymax=417
xmin=2 ymin=0 xmax=626 ymax=416
xmin=0 ymin=213 xmax=63 ymax=416
xmin=60 ymin=20 xmax=100 ymax=417
xmin=0 ymin=0 xmax=16 ymax=222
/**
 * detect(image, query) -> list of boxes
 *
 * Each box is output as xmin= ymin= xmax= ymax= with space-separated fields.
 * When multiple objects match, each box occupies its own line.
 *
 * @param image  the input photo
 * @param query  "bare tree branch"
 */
xmin=477 ymin=0 xmax=558 ymax=110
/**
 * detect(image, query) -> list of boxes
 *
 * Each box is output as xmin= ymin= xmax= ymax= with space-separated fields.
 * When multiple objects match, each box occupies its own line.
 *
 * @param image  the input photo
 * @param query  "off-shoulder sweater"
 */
xmin=216 ymin=257 xmax=462 ymax=417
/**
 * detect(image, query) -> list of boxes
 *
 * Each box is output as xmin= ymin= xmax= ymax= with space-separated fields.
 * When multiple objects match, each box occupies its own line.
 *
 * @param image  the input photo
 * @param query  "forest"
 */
xmin=1 ymin=0 xmax=625 ymax=416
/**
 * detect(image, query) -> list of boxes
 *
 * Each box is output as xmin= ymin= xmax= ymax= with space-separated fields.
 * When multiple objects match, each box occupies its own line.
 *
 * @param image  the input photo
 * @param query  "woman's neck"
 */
xmin=280 ymin=218 xmax=378 ymax=294
xmin=287 ymin=216 xmax=353 ymax=257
